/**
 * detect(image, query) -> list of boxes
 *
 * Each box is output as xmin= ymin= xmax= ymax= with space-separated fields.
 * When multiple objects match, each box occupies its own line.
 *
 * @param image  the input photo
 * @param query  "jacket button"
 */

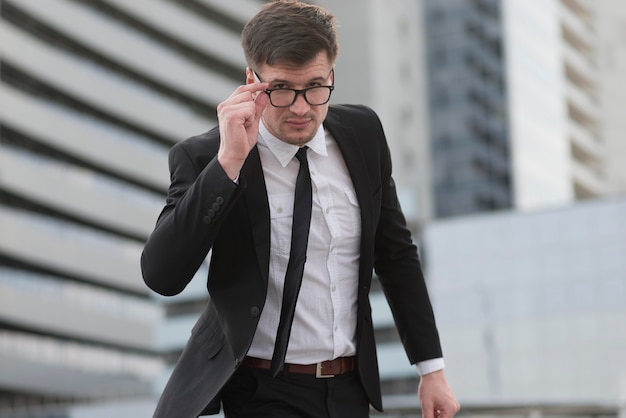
xmin=250 ymin=306 xmax=260 ymax=317
xmin=212 ymin=202 xmax=220 ymax=211
xmin=216 ymin=196 xmax=224 ymax=205
xmin=207 ymin=209 xmax=215 ymax=217
xmin=203 ymin=216 xmax=211 ymax=225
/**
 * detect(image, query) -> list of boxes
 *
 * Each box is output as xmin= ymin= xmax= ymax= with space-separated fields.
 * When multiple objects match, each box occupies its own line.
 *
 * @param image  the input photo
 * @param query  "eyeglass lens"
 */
xmin=268 ymin=87 xmax=332 ymax=107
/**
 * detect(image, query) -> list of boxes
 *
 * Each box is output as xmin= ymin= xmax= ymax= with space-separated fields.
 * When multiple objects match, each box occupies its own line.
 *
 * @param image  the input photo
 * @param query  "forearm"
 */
xmin=375 ymin=175 xmax=442 ymax=362
xmin=141 ymin=150 xmax=241 ymax=296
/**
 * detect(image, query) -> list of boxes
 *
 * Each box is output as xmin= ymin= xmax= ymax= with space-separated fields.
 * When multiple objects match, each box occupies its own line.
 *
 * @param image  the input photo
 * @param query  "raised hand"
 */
xmin=217 ymin=81 xmax=269 ymax=180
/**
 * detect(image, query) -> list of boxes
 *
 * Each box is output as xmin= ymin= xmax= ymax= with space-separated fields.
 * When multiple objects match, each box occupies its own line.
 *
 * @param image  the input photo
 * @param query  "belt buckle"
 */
xmin=315 ymin=362 xmax=334 ymax=378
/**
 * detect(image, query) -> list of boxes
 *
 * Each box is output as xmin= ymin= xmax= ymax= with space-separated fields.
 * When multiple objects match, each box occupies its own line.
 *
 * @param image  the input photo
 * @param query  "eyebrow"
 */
xmin=257 ymin=74 xmax=327 ymax=85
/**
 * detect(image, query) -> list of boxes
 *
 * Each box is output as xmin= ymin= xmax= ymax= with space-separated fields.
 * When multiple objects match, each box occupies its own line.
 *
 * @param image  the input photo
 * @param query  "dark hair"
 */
xmin=242 ymin=0 xmax=339 ymax=70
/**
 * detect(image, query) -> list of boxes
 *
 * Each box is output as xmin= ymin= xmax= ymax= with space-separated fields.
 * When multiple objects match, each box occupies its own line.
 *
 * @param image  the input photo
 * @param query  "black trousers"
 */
xmin=220 ymin=365 xmax=370 ymax=418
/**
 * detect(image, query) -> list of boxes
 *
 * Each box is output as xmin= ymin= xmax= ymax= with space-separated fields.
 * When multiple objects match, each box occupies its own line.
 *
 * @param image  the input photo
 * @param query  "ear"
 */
xmin=245 ymin=67 xmax=255 ymax=85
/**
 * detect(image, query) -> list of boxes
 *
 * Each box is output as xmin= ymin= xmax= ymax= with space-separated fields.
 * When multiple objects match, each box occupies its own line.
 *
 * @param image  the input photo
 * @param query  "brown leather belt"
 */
xmin=242 ymin=356 xmax=356 ymax=378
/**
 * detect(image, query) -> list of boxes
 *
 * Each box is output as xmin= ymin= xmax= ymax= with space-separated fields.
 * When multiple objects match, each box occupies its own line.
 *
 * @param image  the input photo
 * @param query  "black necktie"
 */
xmin=270 ymin=146 xmax=312 ymax=376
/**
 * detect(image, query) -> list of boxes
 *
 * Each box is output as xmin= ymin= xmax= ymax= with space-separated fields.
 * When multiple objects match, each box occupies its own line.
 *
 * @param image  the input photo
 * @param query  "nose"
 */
xmin=289 ymin=91 xmax=310 ymax=115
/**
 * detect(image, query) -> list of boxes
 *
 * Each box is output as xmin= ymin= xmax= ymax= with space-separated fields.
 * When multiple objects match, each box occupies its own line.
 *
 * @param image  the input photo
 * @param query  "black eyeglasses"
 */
xmin=253 ymin=70 xmax=334 ymax=108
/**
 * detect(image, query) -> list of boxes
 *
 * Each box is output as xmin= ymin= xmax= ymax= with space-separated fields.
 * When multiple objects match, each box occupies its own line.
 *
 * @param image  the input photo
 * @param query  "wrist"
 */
xmin=217 ymin=153 xmax=245 ymax=181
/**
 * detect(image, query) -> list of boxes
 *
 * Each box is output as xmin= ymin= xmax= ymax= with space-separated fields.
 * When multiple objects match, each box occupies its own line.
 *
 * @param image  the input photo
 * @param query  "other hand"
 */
xmin=418 ymin=370 xmax=460 ymax=418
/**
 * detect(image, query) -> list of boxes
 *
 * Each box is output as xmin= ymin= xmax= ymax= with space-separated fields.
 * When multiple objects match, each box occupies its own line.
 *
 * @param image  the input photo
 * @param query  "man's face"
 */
xmin=247 ymin=51 xmax=334 ymax=146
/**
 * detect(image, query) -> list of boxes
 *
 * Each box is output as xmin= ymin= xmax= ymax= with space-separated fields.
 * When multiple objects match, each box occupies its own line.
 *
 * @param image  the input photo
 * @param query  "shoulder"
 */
xmin=327 ymin=104 xmax=380 ymax=123
xmin=326 ymin=104 xmax=385 ymax=136
xmin=326 ymin=104 xmax=392 ymax=170
xmin=172 ymin=125 xmax=220 ymax=156
xmin=169 ymin=126 xmax=220 ymax=170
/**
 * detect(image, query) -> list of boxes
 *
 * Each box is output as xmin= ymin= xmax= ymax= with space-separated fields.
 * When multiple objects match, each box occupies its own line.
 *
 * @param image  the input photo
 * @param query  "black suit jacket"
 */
xmin=141 ymin=104 xmax=442 ymax=417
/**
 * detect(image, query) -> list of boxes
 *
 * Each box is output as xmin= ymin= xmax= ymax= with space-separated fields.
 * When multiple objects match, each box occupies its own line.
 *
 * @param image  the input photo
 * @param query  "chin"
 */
xmin=283 ymin=131 xmax=315 ymax=146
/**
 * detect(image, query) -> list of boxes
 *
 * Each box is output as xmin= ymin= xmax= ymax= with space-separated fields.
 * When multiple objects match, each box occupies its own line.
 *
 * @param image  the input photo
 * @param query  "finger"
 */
xmin=421 ymin=403 xmax=435 ymax=418
xmin=224 ymin=90 xmax=256 ymax=107
xmin=217 ymin=100 xmax=255 ymax=122
xmin=235 ymin=81 xmax=269 ymax=98
xmin=253 ymin=91 xmax=269 ymax=118
xmin=435 ymin=402 xmax=461 ymax=418
xmin=222 ymin=85 xmax=267 ymax=111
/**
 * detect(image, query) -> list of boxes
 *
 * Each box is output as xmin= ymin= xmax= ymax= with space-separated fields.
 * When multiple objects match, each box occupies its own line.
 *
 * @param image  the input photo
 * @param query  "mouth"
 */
xmin=286 ymin=119 xmax=311 ymax=130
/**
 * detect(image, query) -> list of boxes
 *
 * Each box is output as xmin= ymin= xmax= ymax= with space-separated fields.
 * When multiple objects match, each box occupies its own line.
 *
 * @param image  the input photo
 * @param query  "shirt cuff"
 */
xmin=232 ymin=173 xmax=240 ymax=184
xmin=416 ymin=358 xmax=445 ymax=376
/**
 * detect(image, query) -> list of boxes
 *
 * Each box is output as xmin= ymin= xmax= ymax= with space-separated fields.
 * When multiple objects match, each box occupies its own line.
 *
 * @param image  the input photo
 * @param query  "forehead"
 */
xmin=259 ymin=51 xmax=333 ymax=82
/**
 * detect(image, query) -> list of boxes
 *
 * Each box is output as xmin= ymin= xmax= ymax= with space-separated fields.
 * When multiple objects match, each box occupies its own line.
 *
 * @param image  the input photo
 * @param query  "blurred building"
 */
xmin=0 ymin=0 xmax=258 ymax=415
xmin=423 ymin=196 xmax=626 ymax=416
xmin=423 ymin=0 xmax=625 ymax=218
xmin=593 ymin=0 xmax=626 ymax=196
xmin=424 ymin=0 xmax=512 ymax=218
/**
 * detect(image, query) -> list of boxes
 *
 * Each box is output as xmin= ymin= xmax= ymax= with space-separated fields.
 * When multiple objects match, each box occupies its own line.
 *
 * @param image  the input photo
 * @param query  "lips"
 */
xmin=286 ymin=119 xmax=311 ymax=129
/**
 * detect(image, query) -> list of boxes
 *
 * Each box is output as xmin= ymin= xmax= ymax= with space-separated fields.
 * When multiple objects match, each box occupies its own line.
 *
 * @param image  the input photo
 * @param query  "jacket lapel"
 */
xmin=324 ymin=110 xmax=375 ymax=285
xmin=324 ymin=110 xmax=374 ymax=229
xmin=241 ymin=146 xmax=270 ymax=287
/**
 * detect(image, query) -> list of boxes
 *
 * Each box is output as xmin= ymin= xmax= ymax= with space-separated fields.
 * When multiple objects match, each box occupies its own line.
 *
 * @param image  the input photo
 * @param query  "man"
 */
xmin=141 ymin=1 xmax=459 ymax=417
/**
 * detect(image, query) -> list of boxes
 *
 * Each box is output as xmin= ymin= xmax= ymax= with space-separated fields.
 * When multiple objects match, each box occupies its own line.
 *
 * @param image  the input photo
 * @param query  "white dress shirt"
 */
xmin=247 ymin=120 xmax=444 ymax=375
xmin=248 ymin=120 xmax=359 ymax=364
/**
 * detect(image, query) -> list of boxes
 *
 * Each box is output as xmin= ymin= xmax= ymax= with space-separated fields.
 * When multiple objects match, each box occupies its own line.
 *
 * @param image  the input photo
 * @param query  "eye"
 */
xmin=272 ymin=83 xmax=288 ymax=89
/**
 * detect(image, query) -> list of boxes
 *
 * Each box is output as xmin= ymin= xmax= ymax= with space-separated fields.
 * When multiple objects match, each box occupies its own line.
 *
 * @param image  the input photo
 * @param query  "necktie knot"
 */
xmin=295 ymin=146 xmax=308 ymax=164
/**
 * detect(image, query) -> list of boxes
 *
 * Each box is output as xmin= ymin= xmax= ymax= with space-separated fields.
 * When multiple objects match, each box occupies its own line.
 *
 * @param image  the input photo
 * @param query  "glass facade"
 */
xmin=423 ymin=0 xmax=512 ymax=218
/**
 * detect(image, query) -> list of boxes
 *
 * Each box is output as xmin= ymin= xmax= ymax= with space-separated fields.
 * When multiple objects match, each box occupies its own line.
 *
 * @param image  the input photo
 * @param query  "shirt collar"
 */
xmin=258 ymin=119 xmax=327 ymax=167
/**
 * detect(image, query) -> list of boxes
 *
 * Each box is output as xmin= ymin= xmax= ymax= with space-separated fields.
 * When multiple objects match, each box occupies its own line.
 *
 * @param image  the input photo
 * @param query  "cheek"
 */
xmin=261 ymin=108 xmax=277 ymax=125
xmin=315 ymin=106 xmax=329 ymax=122
xmin=260 ymin=109 xmax=285 ymax=135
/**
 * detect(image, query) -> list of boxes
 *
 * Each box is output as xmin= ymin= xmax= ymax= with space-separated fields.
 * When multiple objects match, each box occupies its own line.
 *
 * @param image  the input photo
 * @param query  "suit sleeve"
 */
xmin=368 ymin=111 xmax=443 ymax=364
xmin=141 ymin=141 xmax=242 ymax=296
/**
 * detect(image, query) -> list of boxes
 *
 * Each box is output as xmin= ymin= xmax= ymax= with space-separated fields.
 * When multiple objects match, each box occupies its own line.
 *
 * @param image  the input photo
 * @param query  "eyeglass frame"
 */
xmin=252 ymin=69 xmax=335 ymax=108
